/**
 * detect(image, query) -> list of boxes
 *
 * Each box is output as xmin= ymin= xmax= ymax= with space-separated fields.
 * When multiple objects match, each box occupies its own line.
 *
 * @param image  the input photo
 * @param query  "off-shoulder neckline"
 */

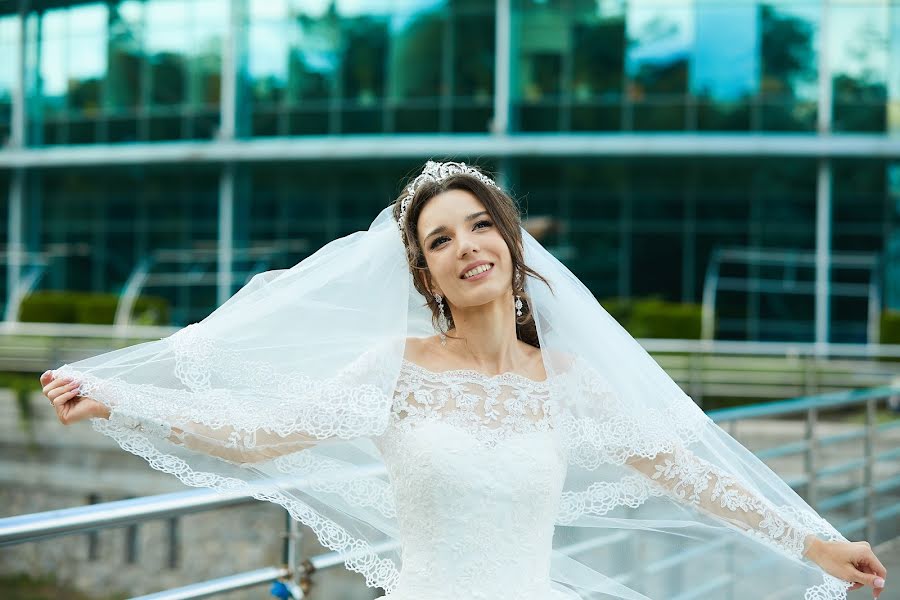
xmin=401 ymin=357 xmax=550 ymax=386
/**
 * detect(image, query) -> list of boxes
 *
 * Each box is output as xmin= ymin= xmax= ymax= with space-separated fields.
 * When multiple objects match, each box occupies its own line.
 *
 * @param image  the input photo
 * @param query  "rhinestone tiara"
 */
xmin=396 ymin=161 xmax=501 ymax=231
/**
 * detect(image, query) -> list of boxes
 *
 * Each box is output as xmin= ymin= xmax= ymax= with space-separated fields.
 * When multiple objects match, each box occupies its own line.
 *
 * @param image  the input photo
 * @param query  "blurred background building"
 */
xmin=1 ymin=0 xmax=898 ymax=345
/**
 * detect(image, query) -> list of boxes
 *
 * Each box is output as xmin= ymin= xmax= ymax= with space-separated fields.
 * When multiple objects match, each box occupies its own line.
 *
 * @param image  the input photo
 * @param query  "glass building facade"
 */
xmin=1 ymin=0 xmax=898 ymax=342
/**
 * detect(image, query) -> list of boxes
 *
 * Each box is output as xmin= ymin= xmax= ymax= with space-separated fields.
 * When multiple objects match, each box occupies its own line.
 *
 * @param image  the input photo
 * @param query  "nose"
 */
xmin=457 ymin=233 xmax=480 ymax=258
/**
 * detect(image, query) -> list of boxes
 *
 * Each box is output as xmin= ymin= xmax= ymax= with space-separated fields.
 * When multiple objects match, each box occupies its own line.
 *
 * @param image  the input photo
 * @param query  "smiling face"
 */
xmin=416 ymin=188 xmax=514 ymax=312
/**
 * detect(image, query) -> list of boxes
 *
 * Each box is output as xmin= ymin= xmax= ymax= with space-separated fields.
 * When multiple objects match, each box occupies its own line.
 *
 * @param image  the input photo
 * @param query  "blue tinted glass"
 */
xmin=830 ymin=2 xmax=888 ymax=132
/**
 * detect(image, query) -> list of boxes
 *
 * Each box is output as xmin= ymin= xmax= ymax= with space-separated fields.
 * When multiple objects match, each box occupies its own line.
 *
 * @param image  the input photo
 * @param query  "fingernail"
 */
xmin=874 ymin=577 xmax=885 ymax=588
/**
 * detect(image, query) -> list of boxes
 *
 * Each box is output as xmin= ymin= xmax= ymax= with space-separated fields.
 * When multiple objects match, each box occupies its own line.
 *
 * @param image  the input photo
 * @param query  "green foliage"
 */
xmin=881 ymin=310 xmax=900 ymax=344
xmin=0 ymin=572 xmax=127 ymax=600
xmin=599 ymin=296 xmax=703 ymax=339
xmin=18 ymin=291 xmax=170 ymax=325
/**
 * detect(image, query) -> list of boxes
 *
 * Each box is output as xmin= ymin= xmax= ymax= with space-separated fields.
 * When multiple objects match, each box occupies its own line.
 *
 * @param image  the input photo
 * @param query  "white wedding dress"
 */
xmin=367 ymin=357 xmax=817 ymax=600
xmin=372 ymin=358 xmax=571 ymax=600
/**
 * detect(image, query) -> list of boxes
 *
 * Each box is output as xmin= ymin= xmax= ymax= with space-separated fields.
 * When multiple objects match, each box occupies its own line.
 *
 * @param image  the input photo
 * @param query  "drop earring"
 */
xmin=514 ymin=271 xmax=523 ymax=318
xmin=434 ymin=293 xmax=448 ymax=346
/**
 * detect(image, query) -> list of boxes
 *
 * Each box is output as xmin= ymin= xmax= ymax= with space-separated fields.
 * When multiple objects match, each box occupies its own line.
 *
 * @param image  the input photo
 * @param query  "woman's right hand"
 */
xmin=40 ymin=371 xmax=110 ymax=425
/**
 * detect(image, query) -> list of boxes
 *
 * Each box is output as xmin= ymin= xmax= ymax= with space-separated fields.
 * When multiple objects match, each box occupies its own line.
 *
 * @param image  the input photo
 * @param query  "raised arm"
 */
xmin=101 ymin=407 xmax=322 ymax=465
xmin=45 ymin=344 xmax=395 ymax=466
xmin=624 ymin=441 xmax=817 ymax=560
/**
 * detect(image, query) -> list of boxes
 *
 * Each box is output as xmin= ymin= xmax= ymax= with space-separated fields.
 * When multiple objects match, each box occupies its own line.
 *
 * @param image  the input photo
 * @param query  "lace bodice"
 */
xmin=372 ymin=359 xmax=572 ymax=600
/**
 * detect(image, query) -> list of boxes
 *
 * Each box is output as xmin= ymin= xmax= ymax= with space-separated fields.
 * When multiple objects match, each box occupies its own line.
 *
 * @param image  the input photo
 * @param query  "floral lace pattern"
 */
xmin=552 ymin=357 xmax=844 ymax=565
xmin=374 ymin=359 xmax=569 ymax=599
xmin=386 ymin=358 xmax=558 ymax=448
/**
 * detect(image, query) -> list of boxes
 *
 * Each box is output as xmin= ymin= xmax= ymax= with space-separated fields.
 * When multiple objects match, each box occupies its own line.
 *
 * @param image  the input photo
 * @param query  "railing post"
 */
xmin=689 ymin=352 xmax=703 ymax=409
xmin=280 ymin=509 xmax=305 ymax=598
xmin=167 ymin=517 xmax=180 ymax=569
xmin=864 ymin=398 xmax=876 ymax=545
xmin=805 ymin=407 xmax=818 ymax=509
xmin=125 ymin=496 xmax=139 ymax=565
xmin=86 ymin=492 xmax=100 ymax=560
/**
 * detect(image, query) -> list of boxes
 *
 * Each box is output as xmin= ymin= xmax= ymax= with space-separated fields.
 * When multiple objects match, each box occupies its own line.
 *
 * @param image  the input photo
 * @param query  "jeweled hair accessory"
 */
xmin=396 ymin=161 xmax=502 ymax=231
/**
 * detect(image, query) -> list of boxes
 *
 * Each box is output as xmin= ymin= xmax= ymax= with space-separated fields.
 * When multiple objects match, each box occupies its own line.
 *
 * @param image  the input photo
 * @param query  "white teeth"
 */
xmin=463 ymin=264 xmax=493 ymax=279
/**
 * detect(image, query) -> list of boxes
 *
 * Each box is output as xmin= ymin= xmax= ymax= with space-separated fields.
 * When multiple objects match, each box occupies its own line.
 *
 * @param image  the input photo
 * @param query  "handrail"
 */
xmin=2 ymin=384 xmax=898 ymax=599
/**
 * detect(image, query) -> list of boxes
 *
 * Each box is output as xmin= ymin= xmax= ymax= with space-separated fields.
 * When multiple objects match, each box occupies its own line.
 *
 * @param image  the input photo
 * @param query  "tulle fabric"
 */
xmin=53 ymin=204 xmax=854 ymax=599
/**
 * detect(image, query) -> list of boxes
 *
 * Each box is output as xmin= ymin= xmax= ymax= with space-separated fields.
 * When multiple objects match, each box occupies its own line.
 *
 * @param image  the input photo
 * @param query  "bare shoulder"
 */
xmin=518 ymin=340 xmax=548 ymax=381
xmin=403 ymin=336 xmax=432 ymax=365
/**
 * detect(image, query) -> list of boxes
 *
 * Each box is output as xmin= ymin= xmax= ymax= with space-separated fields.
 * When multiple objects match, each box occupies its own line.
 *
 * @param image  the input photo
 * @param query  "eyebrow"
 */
xmin=424 ymin=211 xmax=489 ymax=242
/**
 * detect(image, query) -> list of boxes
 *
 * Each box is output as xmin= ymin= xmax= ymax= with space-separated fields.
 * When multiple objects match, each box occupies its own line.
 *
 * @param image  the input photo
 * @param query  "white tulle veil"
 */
xmin=52 ymin=162 xmax=854 ymax=600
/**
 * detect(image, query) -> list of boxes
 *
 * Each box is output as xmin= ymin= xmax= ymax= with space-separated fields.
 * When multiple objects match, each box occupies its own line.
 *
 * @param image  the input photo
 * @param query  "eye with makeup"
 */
xmin=429 ymin=220 xmax=493 ymax=250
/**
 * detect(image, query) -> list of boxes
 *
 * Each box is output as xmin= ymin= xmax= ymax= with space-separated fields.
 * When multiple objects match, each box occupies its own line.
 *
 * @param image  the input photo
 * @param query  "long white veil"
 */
xmin=53 ymin=188 xmax=853 ymax=599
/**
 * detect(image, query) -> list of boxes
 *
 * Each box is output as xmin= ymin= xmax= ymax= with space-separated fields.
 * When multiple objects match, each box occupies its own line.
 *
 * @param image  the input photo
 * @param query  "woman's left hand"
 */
xmin=806 ymin=539 xmax=886 ymax=598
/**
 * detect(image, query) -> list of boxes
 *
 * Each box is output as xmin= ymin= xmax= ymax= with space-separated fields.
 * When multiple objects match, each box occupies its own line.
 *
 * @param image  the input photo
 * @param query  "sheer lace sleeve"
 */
xmin=562 ymin=356 xmax=820 ymax=562
xmin=60 ymin=342 xmax=395 ymax=466
xmin=102 ymin=409 xmax=321 ymax=465
xmin=623 ymin=444 xmax=818 ymax=560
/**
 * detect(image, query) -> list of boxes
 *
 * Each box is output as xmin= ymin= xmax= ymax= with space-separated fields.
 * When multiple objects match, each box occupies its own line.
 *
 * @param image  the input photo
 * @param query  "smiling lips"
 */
xmin=461 ymin=263 xmax=494 ymax=280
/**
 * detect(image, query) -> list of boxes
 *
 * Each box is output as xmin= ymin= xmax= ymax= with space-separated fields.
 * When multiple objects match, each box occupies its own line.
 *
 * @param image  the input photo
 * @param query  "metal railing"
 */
xmin=3 ymin=323 xmax=900 ymax=405
xmin=1 ymin=385 xmax=899 ymax=599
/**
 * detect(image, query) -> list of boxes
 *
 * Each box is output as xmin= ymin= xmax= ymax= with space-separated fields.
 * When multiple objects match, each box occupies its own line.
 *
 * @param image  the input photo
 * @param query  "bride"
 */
xmin=41 ymin=161 xmax=886 ymax=599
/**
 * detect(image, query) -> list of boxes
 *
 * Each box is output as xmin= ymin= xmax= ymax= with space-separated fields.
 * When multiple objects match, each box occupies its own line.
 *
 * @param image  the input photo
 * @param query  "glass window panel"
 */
xmin=833 ymin=159 xmax=886 ymax=226
xmin=40 ymin=28 xmax=68 ymax=114
xmin=288 ymin=14 xmax=340 ymax=103
xmin=68 ymin=33 xmax=106 ymax=115
xmin=341 ymin=15 xmax=388 ymax=107
xmin=632 ymin=232 xmax=683 ymax=300
xmin=830 ymin=2 xmax=888 ymax=132
xmin=452 ymin=13 xmax=494 ymax=101
xmin=694 ymin=161 xmax=752 ymax=223
xmin=759 ymin=2 xmax=819 ymax=130
xmin=0 ymin=14 xmax=16 ymax=144
xmin=249 ymin=22 xmax=289 ymax=103
xmin=570 ymin=3 xmax=625 ymax=131
xmin=146 ymin=0 xmax=189 ymax=109
xmin=188 ymin=0 xmax=225 ymax=108
xmin=108 ymin=2 xmax=143 ymax=111
xmin=568 ymin=160 xmax=624 ymax=221
xmin=630 ymin=161 xmax=686 ymax=221
xmin=451 ymin=106 xmax=492 ymax=132
xmin=691 ymin=2 xmax=756 ymax=131
xmin=251 ymin=0 xmax=288 ymax=22
xmin=889 ymin=7 xmax=900 ymax=134
xmin=512 ymin=8 xmax=564 ymax=131
xmin=0 ymin=16 xmax=18 ymax=111
xmin=389 ymin=5 xmax=445 ymax=100
xmin=626 ymin=0 xmax=691 ymax=130
xmin=288 ymin=108 xmax=329 ymax=134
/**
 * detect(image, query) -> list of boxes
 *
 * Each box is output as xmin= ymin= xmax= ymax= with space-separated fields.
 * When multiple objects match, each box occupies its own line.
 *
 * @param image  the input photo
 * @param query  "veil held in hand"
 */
xmin=53 ymin=177 xmax=853 ymax=600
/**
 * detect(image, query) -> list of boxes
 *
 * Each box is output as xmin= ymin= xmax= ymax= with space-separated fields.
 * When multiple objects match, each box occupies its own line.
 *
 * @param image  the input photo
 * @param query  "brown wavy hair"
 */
xmin=391 ymin=163 xmax=553 ymax=348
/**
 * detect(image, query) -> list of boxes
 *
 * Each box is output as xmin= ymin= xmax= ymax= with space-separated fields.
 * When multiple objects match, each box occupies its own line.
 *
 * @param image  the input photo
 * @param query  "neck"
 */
xmin=444 ymin=291 xmax=523 ymax=373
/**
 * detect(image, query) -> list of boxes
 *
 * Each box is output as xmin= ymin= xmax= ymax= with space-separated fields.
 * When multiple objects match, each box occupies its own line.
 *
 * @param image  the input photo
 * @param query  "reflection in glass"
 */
xmin=451 ymin=11 xmax=494 ymax=132
xmin=389 ymin=3 xmax=445 ymax=132
xmin=626 ymin=0 xmax=692 ymax=130
xmin=0 ymin=15 xmax=18 ymax=145
xmin=570 ymin=5 xmax=625 ymax=131
xmin=691 ymin=3 xmax=756 ymax=130
xmin=759 ymin=2 xmax=818 ymax=130
xmin=513 ymin=8 xmax=564 ymax=130
xmin=830 ymin=3 xmax=888 ymax=132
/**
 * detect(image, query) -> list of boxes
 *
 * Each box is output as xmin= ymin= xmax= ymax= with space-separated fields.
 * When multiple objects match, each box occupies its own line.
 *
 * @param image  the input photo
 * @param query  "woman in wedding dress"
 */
xmin=41 ymin=161 xmax=886 ymax=599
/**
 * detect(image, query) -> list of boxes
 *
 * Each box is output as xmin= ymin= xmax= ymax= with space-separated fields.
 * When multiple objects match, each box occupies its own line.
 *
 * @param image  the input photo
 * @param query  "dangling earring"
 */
xmin=434 ymin=293 xmax=448 ymax=346
xmin=514 ymin=271 xmax=523 ymax=318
